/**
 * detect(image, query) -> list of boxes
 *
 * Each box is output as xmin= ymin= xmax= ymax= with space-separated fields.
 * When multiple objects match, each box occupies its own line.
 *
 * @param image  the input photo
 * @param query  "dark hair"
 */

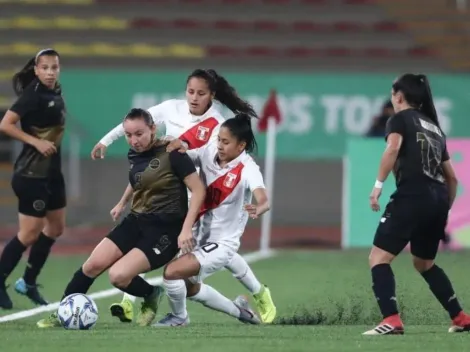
xmin=392 ymin=73 xmax=440 ymax=128
xmin=124 ymin=108 xmax=154 ymax=127
xmin=221 ymin=112 xmax=258 ymax=154
xmin=187 ymin=69 xmax=257 ymax=119
xmin=12 ymin=48 xmax=60 ymax=96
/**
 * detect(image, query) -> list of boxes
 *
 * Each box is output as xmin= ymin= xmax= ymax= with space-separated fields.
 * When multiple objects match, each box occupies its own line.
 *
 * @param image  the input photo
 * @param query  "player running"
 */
xmin=154 ymin=112 xmax=269 ymax=327
xmin=364 ymin=73 xmax=470 ymax=335
xmin=92 ymin=69 xmax=276 ymax=324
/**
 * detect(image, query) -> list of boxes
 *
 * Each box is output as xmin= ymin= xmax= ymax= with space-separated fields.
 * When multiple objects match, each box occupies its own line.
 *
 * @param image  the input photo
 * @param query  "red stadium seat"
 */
xmin=333 ymin=21 xmax=365 ymax=32
xmin=244 ymin=46 xmax=279 ymax=56
xmin=363 ymin=47 xmax=395 ymax=57
xmin=129 ymin=18 xmax=164 ymax=29
xmin=291 ymin=21 xmax=330 ymax=32
xmin=372 ymin=21 xmax=401 ymax=32
xmin=213 ymin=20 xmax=250 ymax=30
xmin=284 ymin=47 xmax=320 ymax=57
xmin=324 ymin=47 xmax=354 ymax=57
xmin=253 ymin=20 xmax=283 ymax=31
xmin=408 ymin=46 xmax=435 ymax=57
xmin=206 ymin=45 xmax=240 ymax=57
xmin=171 ymin=18 xmax=205 ymax=29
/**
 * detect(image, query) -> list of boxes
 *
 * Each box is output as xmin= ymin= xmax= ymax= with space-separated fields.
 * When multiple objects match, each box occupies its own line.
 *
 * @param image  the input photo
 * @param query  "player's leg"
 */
xmin=411 ymin=197 xmax=470 ymax=333
xmin=225 ymin=252 xmax=276 ymax=323
xmin=0 ymin=176 xmax=47 ymax=309
xmin=363 ymin=199 xmax=411 ymax=336
xmin=110 ymin=273 xmax=146 ymax=324
xmin=37 ymin=215 xmax=137 ymax=328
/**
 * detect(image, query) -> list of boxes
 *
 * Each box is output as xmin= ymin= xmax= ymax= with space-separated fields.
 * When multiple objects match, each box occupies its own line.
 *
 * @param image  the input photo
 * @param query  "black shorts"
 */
xmin=11 ymin=173 xmax=66 ymax=218
xmin=373 ymin=187 xmax=449 ymax=260
xmin=107 ymin=213 xmax=182 ymax=270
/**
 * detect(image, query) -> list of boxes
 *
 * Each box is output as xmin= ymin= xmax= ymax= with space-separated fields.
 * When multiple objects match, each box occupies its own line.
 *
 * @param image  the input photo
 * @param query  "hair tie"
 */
xmin=35 ymin=48 xmax=54 ymax=63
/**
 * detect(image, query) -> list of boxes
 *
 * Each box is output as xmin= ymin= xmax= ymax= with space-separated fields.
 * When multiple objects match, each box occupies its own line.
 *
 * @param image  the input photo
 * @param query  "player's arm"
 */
xmin=441 ymin=146 xmax=458 ymax=208
xmin=375 ymin=114 xmax=404 ymax=186
xmin=170 ymin=150 xmax=206 ymax=250
xmin=110 ymin=183 xmax=133 ymax=221
xmin=0 ymin=95 xmax=56 ymax=157
xmin=244 ymin=165 xmax=270 ymax=219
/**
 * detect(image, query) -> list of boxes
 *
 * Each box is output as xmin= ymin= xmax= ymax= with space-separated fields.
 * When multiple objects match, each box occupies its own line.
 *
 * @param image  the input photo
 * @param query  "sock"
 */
xmin=421 ymin=264 xmax=462 ymax=319
xmin=120 ymin=276 xmax=154 ymax=298
xmin=226 ymin=253 xmax=262 ymax=295
xmin=23 ymin=233 xmax=55 ymax=286
xmin=0 ymin=236 xmax=27 ymax=288
xmin=189 ymin=283 xmax=240 ymax=318
xmin=371 ymin=264 xmax=399 ymax=319
xmin=62 ymin=267 xmax=95 ymax=299
xmin=163 ymin=279 xmax=187 ymax=318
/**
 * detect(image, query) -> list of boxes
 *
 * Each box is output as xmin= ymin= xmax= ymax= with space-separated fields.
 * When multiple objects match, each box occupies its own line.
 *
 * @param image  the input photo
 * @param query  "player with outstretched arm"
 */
xmin=92 ymin=69 xmax=276 ymax=324
xmin=154 ymin=112 xmax=269 ymax=327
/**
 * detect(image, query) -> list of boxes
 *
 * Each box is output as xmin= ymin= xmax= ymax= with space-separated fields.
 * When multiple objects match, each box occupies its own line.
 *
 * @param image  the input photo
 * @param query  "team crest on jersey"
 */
xmin=149 ymin=158 xmax=160 ymax=170
xmin=196 ymin=126 xmax=210 ymax=141
xmin=223 ymin=172 xmax=238 ymax=188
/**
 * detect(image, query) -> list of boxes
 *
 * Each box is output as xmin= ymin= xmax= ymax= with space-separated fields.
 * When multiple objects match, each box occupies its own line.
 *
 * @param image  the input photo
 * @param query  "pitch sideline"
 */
xmin=0 ymin=249 xmax=277 ymax=323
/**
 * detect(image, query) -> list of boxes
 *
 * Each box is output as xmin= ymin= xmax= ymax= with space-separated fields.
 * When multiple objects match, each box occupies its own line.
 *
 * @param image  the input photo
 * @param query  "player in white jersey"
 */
xmin=153 ymin=112 xmax=270 ymax=327
xmin=90 ymin=69 xmax=276 ymax=324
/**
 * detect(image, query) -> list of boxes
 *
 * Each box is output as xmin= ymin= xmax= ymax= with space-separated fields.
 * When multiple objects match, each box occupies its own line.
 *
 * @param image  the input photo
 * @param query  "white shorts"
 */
xmin=189 ymin=242 xmax=236 ymax=283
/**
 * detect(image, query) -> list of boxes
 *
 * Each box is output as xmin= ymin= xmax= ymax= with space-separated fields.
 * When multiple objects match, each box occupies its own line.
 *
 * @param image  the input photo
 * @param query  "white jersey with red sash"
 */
xmin=187 ymin=141 xmax=266 ymax=251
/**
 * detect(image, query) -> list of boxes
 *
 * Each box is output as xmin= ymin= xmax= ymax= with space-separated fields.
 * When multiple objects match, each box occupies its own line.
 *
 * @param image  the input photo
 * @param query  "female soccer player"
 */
xmin=0 ymin=49 xmax=66 ymax=309
xmin=364 ymin=73 xmax=470 ymax=335
xmin=36 ymin=108 xmax=206 ymax=328
xmin=153 ymin=112 xmax=270 ymax=327
xmin=93 ymin=69 xmax=276 ymax=324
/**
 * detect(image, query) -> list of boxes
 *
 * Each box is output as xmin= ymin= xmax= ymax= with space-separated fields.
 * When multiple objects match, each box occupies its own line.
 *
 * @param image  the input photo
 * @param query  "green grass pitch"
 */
xmin=1 ymin=250 xmax=470 ymax=351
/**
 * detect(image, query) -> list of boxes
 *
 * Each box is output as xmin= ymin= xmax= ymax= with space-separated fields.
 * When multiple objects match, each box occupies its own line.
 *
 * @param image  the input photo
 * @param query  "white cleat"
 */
xmin=362 ymin=323 xmax=404 ymax=336
xmin=152 ymin=313 xmax=190 ymax=327
xmin=233 ymin=295 xmax=261 ymax=325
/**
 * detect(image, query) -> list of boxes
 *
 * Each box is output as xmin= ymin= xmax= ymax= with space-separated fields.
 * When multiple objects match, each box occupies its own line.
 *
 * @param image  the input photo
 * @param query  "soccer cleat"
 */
xmin=363 ymin=315 xmax=404 ymax=335
xmin=37 ymin=312 xmax=62 ymax=328
xmin=0 ymin=286 xmax=13 ymax=309
xmin=152 ymin=313 xmax=190 ymax=327
xmin=14 ymin=278 xmax=48 ymax=306
xmin=234 ymin=295 xmax=261 ymax=325
xmin=136 ymin=285 xmax=164 ymax=327
xmin=109 ymin=297 xmax=134 ymax=323
xmin=448 ymin=311 xmax=470 ymax=333
xmin=253 ymin=285 xmax=276 ymax=323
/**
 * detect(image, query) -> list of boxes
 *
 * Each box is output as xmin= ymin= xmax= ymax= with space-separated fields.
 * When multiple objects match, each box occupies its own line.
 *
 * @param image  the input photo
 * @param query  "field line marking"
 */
xmin=0 ymin=249 xmax=277 ymax=323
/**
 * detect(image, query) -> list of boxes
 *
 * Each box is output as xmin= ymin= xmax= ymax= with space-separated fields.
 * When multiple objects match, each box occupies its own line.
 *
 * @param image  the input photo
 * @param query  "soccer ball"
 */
xmin=57 ymin=293 xmax=99 ymax=330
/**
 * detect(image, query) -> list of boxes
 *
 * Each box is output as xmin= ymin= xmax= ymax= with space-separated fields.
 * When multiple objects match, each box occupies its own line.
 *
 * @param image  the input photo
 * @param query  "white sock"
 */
xmin=226 ymin=253 xmax=262 ymax=295
xmin=189 ymin=283 xmax=240 ymax=318
xmin=163 ymin=279 xmax=188 ymax=319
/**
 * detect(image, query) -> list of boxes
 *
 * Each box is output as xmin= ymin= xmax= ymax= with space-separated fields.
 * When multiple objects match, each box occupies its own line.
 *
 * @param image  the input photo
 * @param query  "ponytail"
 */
xmin=221 ymin=112 xmax=258 ymax=154
xmin=187 ymin=69 xmax=258 ymax=119
xmin=417 ymin=74 xmax=440 ymax=128
xmin=11 ymin=48 xmax=60 ymax=96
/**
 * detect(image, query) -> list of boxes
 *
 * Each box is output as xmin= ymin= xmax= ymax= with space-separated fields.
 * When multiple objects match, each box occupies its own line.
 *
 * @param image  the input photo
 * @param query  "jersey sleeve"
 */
xmin=385 ymin=112 xmax=406 ymax=140
xmin=99 ymin=122 xmax=125 ymax=147
xmin=244 ymin=162 xmax=266 ymax=192
xmin=169 ymin=150 xmax=197 ymax=181
xmin=9 ymin=89 xmax=38 ymax=118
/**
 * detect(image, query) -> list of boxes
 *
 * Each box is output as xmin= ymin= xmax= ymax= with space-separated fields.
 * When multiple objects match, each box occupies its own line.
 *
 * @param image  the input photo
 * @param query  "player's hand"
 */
xmin=369 ymin=187 xmax=382 ymax=212
xmin=178 ymin=228 xmax=195 ymax=254
xmin=33 ymin=139 xmax=57 ymax=157
xmin=110 ymin=202 xmax=125 ymax=222
xmin=166 ymin=139 xmax=188 ymax=153
xmin=244 ymin=204 xmax=259 ymax=219
xmin=91 ymin=143 xmax=107 ymax=160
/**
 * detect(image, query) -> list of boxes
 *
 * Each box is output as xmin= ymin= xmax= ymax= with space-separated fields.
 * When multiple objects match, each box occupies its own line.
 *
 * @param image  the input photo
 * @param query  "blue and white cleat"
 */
xmin=152 ymin=313 xmax=190 ymax=327
xmin=234 ymin=295 xmax=261 ymax=325
xmin=15 ymin=278 xmax=48 ymax=306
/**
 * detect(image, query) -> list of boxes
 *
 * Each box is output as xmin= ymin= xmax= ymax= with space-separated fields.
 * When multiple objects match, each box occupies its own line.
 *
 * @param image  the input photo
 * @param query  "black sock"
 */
xmin=371 ymin=263 xmax=399 ymax=318
xmin=62 ymin=268 xmax=95 ymax=300
xmin=421 ymin=264 xmax=462 ymax=319
xmin=119 ymin=276 xmax=154 ymax=298
xmin=0 ymin=236 xmax=27 ymax=288
xmin=23 ymin=233 xmax=55 ymax=286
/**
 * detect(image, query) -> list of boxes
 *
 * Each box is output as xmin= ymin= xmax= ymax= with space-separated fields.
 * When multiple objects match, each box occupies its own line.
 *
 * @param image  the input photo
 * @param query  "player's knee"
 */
xmin=185 ymin=280 xmax=200 ymax=297
xmin=82 ymin=258 xmax=108 ymax=278
xmin=17 ymin=229 xmax=41 ymax=247
xmin=43 ymin=223 xmax=64 ymax=239
xmin=412 ymin=256 xmax=434 ymax=273
xmin=108 ymin=266 xmax=131 ymax=288
xmin=368 ymin=246 xmax=394 ymax=268
xmin=163 ymin=263 xmax=179 ymax=280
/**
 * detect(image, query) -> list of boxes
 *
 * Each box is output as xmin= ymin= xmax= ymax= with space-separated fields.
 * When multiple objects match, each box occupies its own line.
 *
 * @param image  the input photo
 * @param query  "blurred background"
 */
xmin=0 ymin=0 xmax=469 ymax=254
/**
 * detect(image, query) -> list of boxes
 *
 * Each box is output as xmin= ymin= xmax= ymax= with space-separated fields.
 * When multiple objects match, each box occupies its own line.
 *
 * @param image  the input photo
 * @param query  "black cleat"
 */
xmin=0 ymin=286 xmax=13 ymax=309
xmin=14 ymin=278 xmax=48 ymax=306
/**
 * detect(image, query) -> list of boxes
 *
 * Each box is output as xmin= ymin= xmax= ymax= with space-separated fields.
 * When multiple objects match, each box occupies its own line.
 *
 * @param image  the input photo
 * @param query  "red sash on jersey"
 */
xmin=197 ymin=162 xmax=245 ymax=220
xmin=179 ymin=117 xmax=219 ymax=149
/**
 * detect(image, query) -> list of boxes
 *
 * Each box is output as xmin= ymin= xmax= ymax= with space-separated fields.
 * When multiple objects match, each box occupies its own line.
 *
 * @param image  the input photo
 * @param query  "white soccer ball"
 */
xmin=57 ymin=293 xmax=99 ymax=330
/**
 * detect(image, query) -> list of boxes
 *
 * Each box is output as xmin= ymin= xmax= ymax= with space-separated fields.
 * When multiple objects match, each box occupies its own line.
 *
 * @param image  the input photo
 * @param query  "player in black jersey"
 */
xmin=36 ymin=108 xmax=206 ymax=328
xmin=0 ymin=49 xmax=66 ymax=309
xmin=363 ymin=73 xmax=470 ymax=335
